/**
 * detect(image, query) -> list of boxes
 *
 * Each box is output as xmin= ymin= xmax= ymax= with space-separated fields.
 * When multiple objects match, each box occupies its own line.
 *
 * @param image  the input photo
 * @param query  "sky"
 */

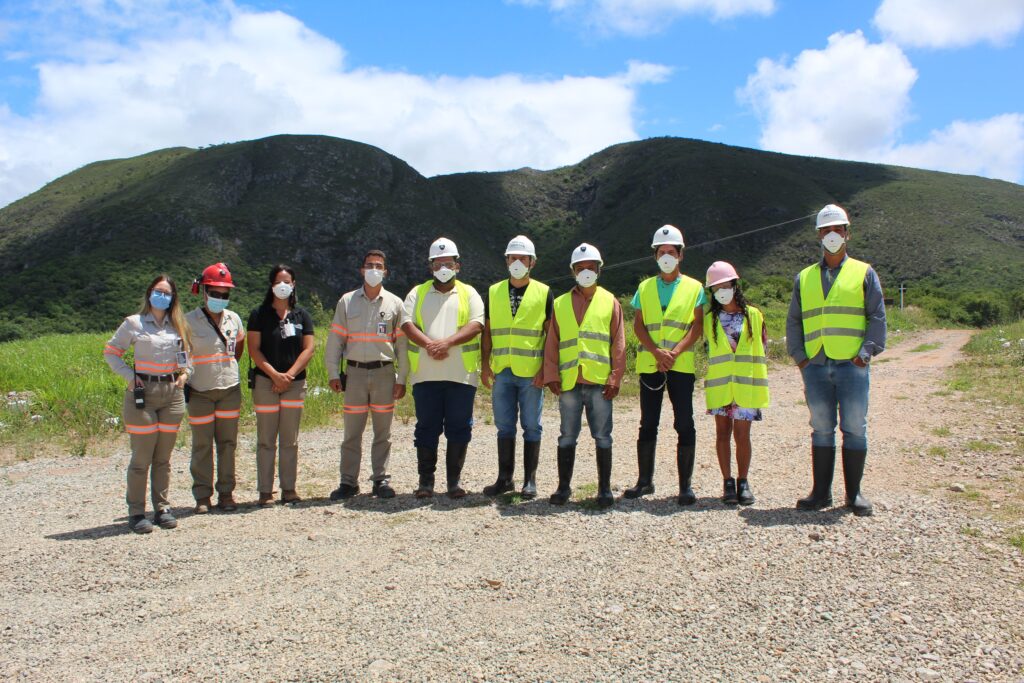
xmin=0 ymin=0 xmax=1022 ymax=208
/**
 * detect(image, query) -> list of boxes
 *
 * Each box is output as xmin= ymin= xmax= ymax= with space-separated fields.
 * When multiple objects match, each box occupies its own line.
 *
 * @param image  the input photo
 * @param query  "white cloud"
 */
xmin=0 ymin=6 xmax=668 ymax=207
xmin=514 ymin=0 xmax=774 ymax=35
xmin=739 ymin=30 xmax=1024 ymax=183
xmin=874 ymin=0 xmax=1024 ymax=49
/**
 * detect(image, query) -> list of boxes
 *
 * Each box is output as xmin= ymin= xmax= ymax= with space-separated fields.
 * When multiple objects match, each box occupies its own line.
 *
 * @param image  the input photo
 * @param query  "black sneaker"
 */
xmin=329 ymin=484 xmax=359 ymax=501
xmin=372 ymin=480 xmax=396 ymax=499
xmin=153 ymin=509 xmax=178 ymax=529
xmin=737 ymin=479 xmax=755 ymax=506
xmin=129 ymin=515 xmax=154 ymax=534
xmin=722 ymin=478 xmax=738 ymax=505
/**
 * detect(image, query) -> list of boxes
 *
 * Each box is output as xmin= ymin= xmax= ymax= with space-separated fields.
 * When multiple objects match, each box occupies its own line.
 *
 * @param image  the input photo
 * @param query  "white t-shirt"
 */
xmin=402 ymin=281 xmax=485 ymax=387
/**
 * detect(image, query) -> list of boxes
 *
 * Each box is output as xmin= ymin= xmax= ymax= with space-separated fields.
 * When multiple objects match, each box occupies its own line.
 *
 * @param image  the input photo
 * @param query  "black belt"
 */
xmin=346 ymin=360 xmax=393 ymax=370
xmin=137 ymin=373 xmax=176 ymax=382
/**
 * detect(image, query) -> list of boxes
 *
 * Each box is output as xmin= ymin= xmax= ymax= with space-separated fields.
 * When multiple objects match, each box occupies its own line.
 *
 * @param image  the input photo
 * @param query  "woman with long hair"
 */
xmin=104 ymin=275 xmax=192 ymax=534
xmin=246 ymin=265 xmax=316 ymax=506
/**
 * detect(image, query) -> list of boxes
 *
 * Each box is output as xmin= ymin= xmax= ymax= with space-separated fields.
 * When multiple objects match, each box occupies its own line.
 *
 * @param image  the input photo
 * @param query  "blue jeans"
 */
xmin=801 ymin=360 xmax=870 ymax=450
xmin=412 ymin=381 xmax=476 ymax=448
xmin=558 ymin=384 xmax=613 ymax=449
xmin=491 ymin=369 xmax=544 ymax=442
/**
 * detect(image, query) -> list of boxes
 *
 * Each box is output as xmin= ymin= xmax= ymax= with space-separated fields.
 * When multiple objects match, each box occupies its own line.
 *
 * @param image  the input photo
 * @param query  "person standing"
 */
xmin=401 ymin=237 xmax=485 ymax=499
xmin=325 ymin=250 xmax=408 ymax=500
xmin=247 ymin=265 xmax=317 ymax=506
xmin=480 ymin=235 xmax=552 ymax=499
xmin=185 ymin=263 xmax=244 ymax=514
xmin=787 ymin=204 xmax=886 ymax=517
xmin=543 ymin=243 xmax=626 ymax=509
xmin=626 ymin=225 xmax=706 ymax=506
xmin=104 ymin=275 xmax=191 ymax=533
xmin=703 ymin=261 xmax=769 ymax=506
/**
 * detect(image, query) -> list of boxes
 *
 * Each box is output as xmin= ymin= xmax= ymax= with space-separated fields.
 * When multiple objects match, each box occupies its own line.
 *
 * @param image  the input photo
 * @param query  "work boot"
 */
xmin=842 ymin=447 xmax=873 ymax=517
xmin=329 ymin=484 xmax=359 ymax=500
xmin=796 ymin=446 xmax=835 ymax=511
xmin=129 ymin=514 xmax=153 ymax=534
xmin=216 ymin=493 xmax=237 ymax=512
xmin=446 ymin=442 xmax=470 ymax=499
xmin=624 ymin=440 xmax=656 ymax=499
xmin=414 ymin=446 xmax=438 ymax=498
xmin=153 ymin=508 xmax=177 ymax=529
xmin=483 ymin=438 xmax=516 ymax=496
xmin=549 ymin=445 xmax=576 ymax=505
xmin=722 ymin=477 xmax=738 ymax=505
xmin=193 ymin=497 xmax=212 ymax=514
xmin=281 ymin=490 xmax=302 ymax=504
xmin=596 ymin=446 xmax=615 ymax=509
xmin=521 ymin=440 xmax=540 ymax=499
xmin=737 ymin=478 xmax=755 ymax=506
xmin=676 ymin=444 xmax=697 ymax=506
xmin=372 ymin=479 xmax=396 ymax=499
xmin=257 ymin=492 xmax=275 ymax=507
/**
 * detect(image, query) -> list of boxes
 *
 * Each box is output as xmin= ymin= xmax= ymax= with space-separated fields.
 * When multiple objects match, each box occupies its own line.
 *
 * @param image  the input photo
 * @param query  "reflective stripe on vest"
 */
xmin=702 ymin=305 xmax=770 ymax=410
xmin=488 ymin=279 xmax=549 ymax=377
xmin=799 ymin=258 xmax=869 ymax=361
xmin=635 ymin=275 xmax=703 ymax=374
xmin=554 ymin=287 xmax=614 ymax=391
xmin=408 ymin=280 xmax=481 ymax=374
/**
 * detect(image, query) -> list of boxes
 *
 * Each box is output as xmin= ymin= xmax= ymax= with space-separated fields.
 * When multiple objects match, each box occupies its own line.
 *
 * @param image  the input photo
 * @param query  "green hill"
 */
xmin=1 ymin=134 xmax=1022 ymax=341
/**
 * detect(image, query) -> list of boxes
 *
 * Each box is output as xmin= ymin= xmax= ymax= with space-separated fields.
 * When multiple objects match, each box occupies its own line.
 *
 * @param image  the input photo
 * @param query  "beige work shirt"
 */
xmin=402 ymin=281 xmax=485 ymax=387
xmin=104 ymin=312 xmax=189 ymax=383
xmin=185 ymin=307 xmax=243 ymax=392
xmin=325 ymin=286 xmax=410 ymax=384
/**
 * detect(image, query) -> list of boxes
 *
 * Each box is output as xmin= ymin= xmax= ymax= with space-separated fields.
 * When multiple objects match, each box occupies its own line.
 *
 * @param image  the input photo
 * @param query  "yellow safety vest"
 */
xmin=799 ymin=258 xmax=869 ymax=361
xmin=408 ymin=281 xmax=481 ymax=374
xmin=554 ymin=287 xmax=615 ymax=391
xmin=703 ymin=305 xmax=769 ymax=410
xmin=635 ymin=275 xmax=702 ymax=374
xmin=488 ymin=279 xmax=548 ymax=377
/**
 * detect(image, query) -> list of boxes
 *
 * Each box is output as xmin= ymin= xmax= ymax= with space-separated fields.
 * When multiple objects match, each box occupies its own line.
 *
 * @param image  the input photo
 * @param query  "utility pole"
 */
xmin=899 ymin=282 xmax=906 ymax=310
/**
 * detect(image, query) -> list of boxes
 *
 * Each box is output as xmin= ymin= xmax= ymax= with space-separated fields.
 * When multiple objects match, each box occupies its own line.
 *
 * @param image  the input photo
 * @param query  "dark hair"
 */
xmin=262 ymin=264 xmax=298 ymax=308
xmin=363 ymin=250 xmax=387 ymax=267
xmin=708 ymin=279 xmax=752 ymax=344
xmin=652 ymin=244 xmax=684 ymax=256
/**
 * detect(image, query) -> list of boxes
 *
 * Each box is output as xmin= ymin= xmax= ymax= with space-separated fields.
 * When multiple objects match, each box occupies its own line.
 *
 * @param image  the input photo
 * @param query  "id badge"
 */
xmin=283 ymin=322 xmax=296 ymax=338
xmin=376 ymin=321 xmax=388 ymax=337
xmin=176 ymin=351 xmax=189 ymax=369
xmin=227 ymin=338 xmax=236 ymax=356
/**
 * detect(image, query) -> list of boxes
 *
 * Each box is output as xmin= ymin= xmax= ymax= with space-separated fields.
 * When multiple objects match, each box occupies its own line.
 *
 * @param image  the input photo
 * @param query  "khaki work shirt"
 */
xmin=104 ymin=312 xmax=189 ymax=383
xmin=185 ymin=307 xmax=243 ymax=392
xmin=325 ymin=286 xmax=410 ymax=384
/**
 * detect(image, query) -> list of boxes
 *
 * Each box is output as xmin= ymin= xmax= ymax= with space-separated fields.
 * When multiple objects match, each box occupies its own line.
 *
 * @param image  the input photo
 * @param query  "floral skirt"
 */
xmin=707 ymin=403 xmax=763 ymax=421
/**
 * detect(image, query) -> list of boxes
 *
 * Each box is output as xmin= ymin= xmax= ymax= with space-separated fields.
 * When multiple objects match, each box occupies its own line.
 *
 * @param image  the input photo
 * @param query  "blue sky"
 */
xmin=0 ymin=0 xmax=1022 ymax=207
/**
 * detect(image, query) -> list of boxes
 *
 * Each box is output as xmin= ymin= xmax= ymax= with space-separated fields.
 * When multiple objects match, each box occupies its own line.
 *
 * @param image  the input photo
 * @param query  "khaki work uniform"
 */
xmin=185 ymin=307 xmax=243 ymax=501
xmin=104 ymin=313 xmax=188 ymax=516
xmin=252 ymin=374 xmax=306 ymax=493
xmin=325 ymin=287 xmax=409 ymax=486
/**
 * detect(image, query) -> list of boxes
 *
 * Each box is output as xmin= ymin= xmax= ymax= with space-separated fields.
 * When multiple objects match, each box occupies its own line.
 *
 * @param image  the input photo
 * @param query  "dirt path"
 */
xmin=1 ymin=329 xmax=1021 ymax=681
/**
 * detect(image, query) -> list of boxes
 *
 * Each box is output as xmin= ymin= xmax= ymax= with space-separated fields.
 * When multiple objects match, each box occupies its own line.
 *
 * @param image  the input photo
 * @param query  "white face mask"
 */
xmin=713 ymin=287 xmax=734 ymax=305
xmin=272 ymin=282 xmax=293 ymax=300
xmin=363 ymin=268 xmax=384 ymax=287
xmin=657 ymin=254 xmax=678 ymax=274
xmin=575 ymin=269 xmax=598 ymax=288
xmin=434 ymin=266 xmax=456 ymax=283
xmin=821 ymin=231 xmax=846 ymax=254
xmin=508 ymin=260 xmax=529 ymax=280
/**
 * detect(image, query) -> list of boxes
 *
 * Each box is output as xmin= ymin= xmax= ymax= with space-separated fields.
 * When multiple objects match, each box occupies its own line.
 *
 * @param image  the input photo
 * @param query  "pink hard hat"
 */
xmin=706 ymin=261 xmax=739 ymax=287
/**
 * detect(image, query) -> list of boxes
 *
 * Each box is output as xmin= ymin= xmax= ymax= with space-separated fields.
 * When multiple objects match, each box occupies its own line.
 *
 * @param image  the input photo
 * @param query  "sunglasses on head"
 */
xmin=206 ymin=290 xmax=230 ymax=300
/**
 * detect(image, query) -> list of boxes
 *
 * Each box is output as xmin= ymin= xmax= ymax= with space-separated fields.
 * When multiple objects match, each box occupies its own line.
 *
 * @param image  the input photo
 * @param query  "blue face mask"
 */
xmin=206 ymin=296 xmax=230 ymax=313
xmin=150 ymin=291 xmax=173 ymax=311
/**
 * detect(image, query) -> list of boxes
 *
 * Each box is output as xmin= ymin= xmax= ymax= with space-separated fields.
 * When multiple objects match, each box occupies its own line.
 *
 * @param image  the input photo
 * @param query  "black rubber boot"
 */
xmin=446 ymin=442 xmax=469 ymax=499
xmin=414 ymin=446 xmax=438 ymax=498
xmin=722 ymin=477 xmax=738 ymax=504
xmin=596 ymin=447 xmax=614 ymax=509
xmin=483 ymin=438 xmax=516 ymax=496
xmin=842 ymin=447 xmax=873 ymax=517
xmin=676 ymin=444 xmax=697 ymax=506
xmin=796 ymin=446 xmax=835 ymax=510
xmin=521 ymin=440 xmax=540 ymax=499
xmin=624 ymin=440 xmax=656 ymax=499
xmin=549 ymin=445 xmax=575 ymax=505
xmin=737 ymin=478 xmax=755 ymax=506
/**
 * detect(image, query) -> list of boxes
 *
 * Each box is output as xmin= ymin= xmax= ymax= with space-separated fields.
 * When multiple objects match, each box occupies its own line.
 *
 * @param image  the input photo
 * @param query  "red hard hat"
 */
xmin=191 ymin=262 xmax=234 ymax=294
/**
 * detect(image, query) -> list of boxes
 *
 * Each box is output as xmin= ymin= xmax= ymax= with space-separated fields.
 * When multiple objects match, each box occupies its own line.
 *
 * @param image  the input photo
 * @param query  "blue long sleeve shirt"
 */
xmin=786 ymin=254 xmax=887 ymax=365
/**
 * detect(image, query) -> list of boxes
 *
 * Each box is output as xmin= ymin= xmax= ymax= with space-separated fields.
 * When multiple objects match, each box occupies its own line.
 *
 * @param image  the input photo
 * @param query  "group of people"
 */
xmin=105 ymin=202 xmax=886 ymax=534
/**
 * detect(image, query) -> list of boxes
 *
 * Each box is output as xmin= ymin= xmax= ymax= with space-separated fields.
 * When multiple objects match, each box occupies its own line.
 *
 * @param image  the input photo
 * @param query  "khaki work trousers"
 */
xmin=340 ymin=365 xmax=396 ymax=486
xmin=123 ymin=381 xmax=185 ymax=516
xmin=253 ymin=374 xmax=306 ymax=494
xmin=188 ymin=384 xmax=241 ymax=501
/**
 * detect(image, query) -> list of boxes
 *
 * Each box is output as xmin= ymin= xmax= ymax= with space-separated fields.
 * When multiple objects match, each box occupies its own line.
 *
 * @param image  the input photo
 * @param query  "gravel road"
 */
xmin=2 ymin=329 xmax=1022 ymax=681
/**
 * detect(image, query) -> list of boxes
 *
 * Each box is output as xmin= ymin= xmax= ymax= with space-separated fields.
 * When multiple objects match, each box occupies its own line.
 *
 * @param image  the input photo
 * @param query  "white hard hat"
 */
xmin=816 ymin=204 xmax=849 ymax=229
xmin=504 ymin=235 xmax=536 ymax=257
xmin=651 ymin=224 xmax=685 ymax=248
xmin=570 ymin=242 xmax=603 ymax=266
xmin=428 ymin=237 xmax=459 ymax=260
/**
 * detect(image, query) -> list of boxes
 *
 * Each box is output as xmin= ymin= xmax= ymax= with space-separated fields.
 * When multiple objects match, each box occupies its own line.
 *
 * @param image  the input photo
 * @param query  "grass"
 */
xmin=1010 ymin=533 xmax=1024 ymax=552
xmin=910 ymin=342 xmax=941 ymax=353
xmin=960 ymin=526 xmax=982 ymax=538
xmin=947 ymin=320 xmax=1024 ymax=407
xmin=966 ymin=440 xmax=1001 ymax=453
xmin=927 ymin=446 xmax=948 ymax=458
xmin=931 ymin=426 xmax=951 ymax=437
